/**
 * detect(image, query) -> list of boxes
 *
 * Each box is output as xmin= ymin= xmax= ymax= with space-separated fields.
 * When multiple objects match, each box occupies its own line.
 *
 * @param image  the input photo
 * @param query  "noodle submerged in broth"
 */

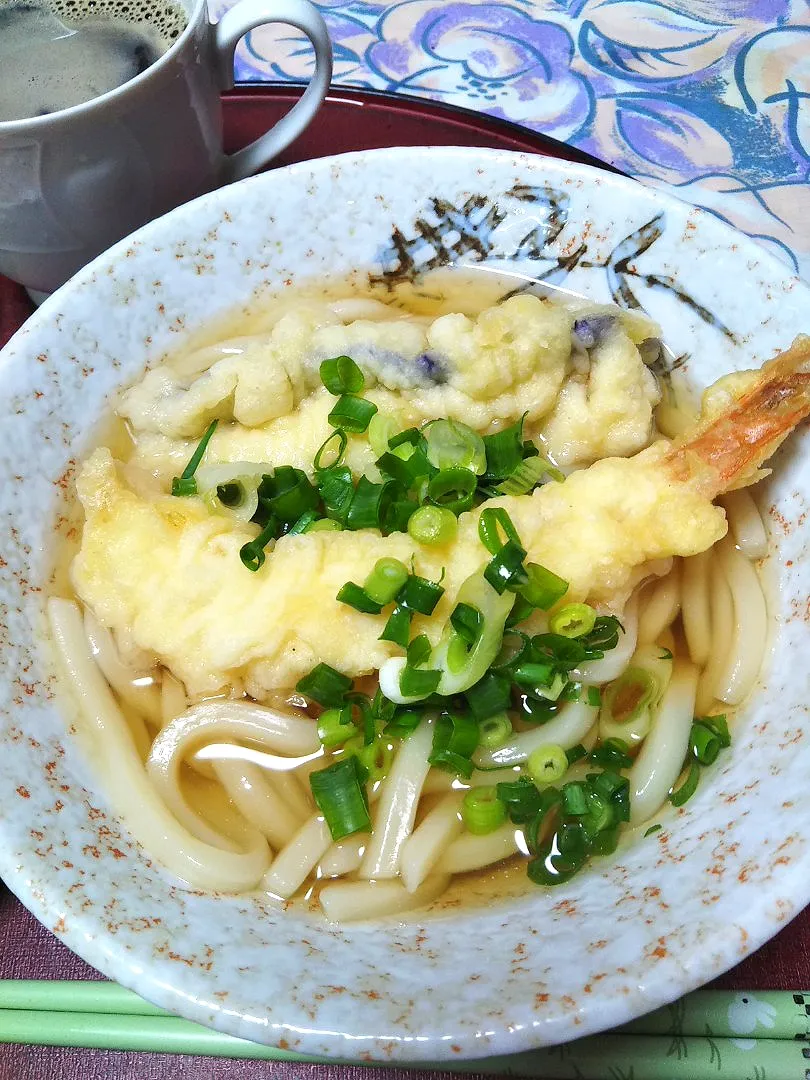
xmin=47 ymin=272 xmax=810 ymax=921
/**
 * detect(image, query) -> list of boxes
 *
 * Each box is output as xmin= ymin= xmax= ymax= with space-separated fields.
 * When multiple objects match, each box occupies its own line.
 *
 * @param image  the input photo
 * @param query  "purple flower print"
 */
xmin=367 ymin=1 xmax=593 ymax=140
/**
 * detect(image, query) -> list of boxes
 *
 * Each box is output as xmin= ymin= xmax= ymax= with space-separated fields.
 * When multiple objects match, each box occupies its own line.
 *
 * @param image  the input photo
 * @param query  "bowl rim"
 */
xmin=2 ymin=145 xmax=809 ymax=1061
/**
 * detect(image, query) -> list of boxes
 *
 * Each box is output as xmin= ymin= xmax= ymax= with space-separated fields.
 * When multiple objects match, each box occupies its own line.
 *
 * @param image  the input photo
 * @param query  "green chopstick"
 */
xmin=0 ymin=1009 xmax=309 ymax=1061
xmin=0 ymin=1011 xmax=807 ymax=1079
xmin=0 ymin=982 xmax=808 ymax=1079
xmin=0 ymin=982 xmax=165 ymax=1017
xmin=1 ymin=983 xmax=808 ymax=1040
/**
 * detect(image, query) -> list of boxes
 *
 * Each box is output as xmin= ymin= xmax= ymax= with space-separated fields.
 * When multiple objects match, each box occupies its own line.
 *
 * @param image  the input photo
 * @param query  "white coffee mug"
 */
xmin=0 ymin=0 xmax=332 ymax=298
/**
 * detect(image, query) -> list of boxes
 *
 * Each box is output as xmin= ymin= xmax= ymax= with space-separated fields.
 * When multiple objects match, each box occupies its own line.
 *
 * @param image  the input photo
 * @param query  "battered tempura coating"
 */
xmin=71 ymin=299 xmax=810 ymax=702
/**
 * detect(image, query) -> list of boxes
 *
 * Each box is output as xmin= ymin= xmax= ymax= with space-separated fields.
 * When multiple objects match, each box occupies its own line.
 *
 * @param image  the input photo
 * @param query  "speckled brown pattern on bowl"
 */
xmin=0 ymin=148 xmax=808 ymax=1061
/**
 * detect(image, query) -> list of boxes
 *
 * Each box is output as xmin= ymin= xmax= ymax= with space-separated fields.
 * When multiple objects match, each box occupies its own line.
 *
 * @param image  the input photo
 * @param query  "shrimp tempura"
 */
xmin=71 ymin=339 xmax=810 ymax=695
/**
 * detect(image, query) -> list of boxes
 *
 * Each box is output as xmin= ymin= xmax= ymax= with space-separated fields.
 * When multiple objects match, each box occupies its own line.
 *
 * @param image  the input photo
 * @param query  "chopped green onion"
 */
xmin=589 ymin=738 xmax=633 ymax=769
xmin=482 ymin=416 xmax=525 ymax=480
xmin=589 ymin=770 xmax=631 ymax=822
xmin=384 ymin=497 xmax=419 ymax=534
xmin=450 ymin=603 xmax=483 ymax=646
xmin=429 ymin=712 xmax=480 ymax=778
xmin=370 ymin=687 xmax=395 ymax=724
xmin=398 ymin=573 xmax=444 ymax=616
xmin=368 ymin=412 xmax=401 ymax=457
xmin=581 ymin=788 xmax=613 ymax=838
xmin=512 ymin=661 xmax=555 ymax=689
xmin=376 ymin=446 xmax=433 ymax=485
xmin=215 ymin=481 xmax=243 ymax=507
xmin=518 ymin=563 xmax=568 ymax=610
xmin=496 ymin=777 xmax=544 ymax=824
xmin=589 ymin=825 xmax=620 ymax=857
xmin=320 ymin=355 xmax=365 ymax=395
xmin=328 ymin=394 xmax=378 ymax=434
xmin=484 ymin=540 xmax=529 ymax=595
xmin=424 ymin=419 xmax=486 ymax=475
xmin=560 ymin=681 xmax=582 ymax=702
xmin=530 ymin=671 xmax=567 ymax=702
xmin=587 ymin=686 xmax=602 ymax=707
xmin=336 ymin=581 xmax=383 ymax=615
xmin=558 ymin=818 xmax=589 ymax=862
xmin=690 ymin=722 xmax=721 ymax=766
xmin=357 ymin=738 xmax=394 ymax=782
xmin=364 ymin=558 xmax=409 ymax=605
xmin=287 ymin=509 xmax=320 ymax=535
xmin=406 ymin=633 xmax=432 ymax=669
xmin=195 ymin=464 xmax=264 ymax=522
xmin=589 ymin=768 xmax=625 ymax=798
xmin=477 ymin=507 xmax=521 ymax=555
xmin=505 ymin=595 xmax=536 ymax=628
xmin=644 ymin=823 xmax=662 ymax=837
xmin=239 ymin=520 xmax=278 ymax=572
xmin=604 ymin=668 xmax=657 ymax=718
xmin=346 ymin=476 xmax=391 ymax=531
xmin=600 ymin=667 xmax=657 ymax=745
xmin=669 ymin=760 xmax=700 ymax=807
xmin=379 ymin=605 xmax=412 ymax=648
xmin=171 ymin=477 xmax=198 ymax=497
xmin=527 ymin=744 xmax=568 ymax=786
xmin=531 ymin=633 xmax=588 ymax=672
xmin=527 ymin=846 xmax=584 ymax=886
xmin=432 ymin=570 xmax=515 ymax=696
xmin=580 ymin=615 xmax=623 ymax=657
xmin=317 ymin=706 xmax=356 ymax=749
xmin=407 ymin=504 xmax=458 ymax=546
xmin=350 ymin=695 xmax=375 ymax=746
xmin=516 ymin=692 xmax=560 ymax=726
xmin=478 ymin=712 xmax=512 ymax=750
xmin=310 ymin=756 xmax=370 ymax=841
xmin=566 ymin=743 xmax=588 ymax=765
xmin=522 ymin=788 xmax=563 ymax=854
xmin=659 ymin=647 xmax=674 ymax=660
xmin=495 ymin=455 xmax=563 ymax=496
xmin=426 ymin=468 xmax=477 ymax=514
xmin=549 ymin=603 xmax=597 ymax=639
xmin=306 ymin=517 xmax=342 ymax=533
xmin=461 ymin=787 xmax=507 ymax=835
xmin=258 ymin=467 xmax=319 ymax=524
xmin=399 ymin=665 xmax=441 ymax=699
xmin=384 ymin=708 xmax=423 ymax=739
xmin=389 ymin=427 xmax=421 ymax=450
xmin=465 ymin=671 xmax=511 ymax=721
xmin=171 ymin=419 xmax=218 ymax=497
xmin=318 ymin=465 xmax=354 ymax=525
xmin=696 ymin=714 xmax=730 ymax=747
xmin=314 ymin=429 xmax=348 ymax=471
xmin=493 ymin=630 xmax=531 ymax=671
xmin=561 ymin=781 xmax=589 ymax=816
xmin=296 ymin=663 xmax=352 ymax=708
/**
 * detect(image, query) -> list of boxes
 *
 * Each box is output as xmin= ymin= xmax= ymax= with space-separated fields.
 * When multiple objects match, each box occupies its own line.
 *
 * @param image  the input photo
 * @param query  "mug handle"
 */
xmin=213 ymin=0 xmax=332 ymax=183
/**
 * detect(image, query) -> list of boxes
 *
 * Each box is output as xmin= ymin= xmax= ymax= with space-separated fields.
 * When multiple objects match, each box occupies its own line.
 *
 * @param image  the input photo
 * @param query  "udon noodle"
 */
xmin=47 ymin=273 xmax=810 ymax=921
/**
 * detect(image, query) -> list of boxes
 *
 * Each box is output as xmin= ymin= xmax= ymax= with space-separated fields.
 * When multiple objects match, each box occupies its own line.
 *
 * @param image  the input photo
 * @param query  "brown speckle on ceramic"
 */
xmin=0 ymin=147 xmax=808 ymax=1061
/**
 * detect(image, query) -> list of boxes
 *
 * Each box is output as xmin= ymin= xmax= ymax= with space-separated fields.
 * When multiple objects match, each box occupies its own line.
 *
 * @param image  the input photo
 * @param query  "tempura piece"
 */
xmin=71 ymin=337 xmax=810 ymax=700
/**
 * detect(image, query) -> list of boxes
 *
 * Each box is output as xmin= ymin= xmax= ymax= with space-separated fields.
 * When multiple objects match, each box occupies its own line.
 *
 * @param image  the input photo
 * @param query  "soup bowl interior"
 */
xmin=0 ymin=147 xmax=808 ymax=1060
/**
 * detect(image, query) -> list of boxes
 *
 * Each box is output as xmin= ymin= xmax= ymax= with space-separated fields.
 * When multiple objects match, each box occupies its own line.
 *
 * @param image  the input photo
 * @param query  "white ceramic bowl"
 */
xmin=0 ymin=147 xmax=808 ymax=1062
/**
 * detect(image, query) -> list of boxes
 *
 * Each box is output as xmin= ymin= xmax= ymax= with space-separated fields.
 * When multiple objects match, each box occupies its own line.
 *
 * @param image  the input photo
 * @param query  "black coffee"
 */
xmin=0 ymin=0 xmax=188 ymax=122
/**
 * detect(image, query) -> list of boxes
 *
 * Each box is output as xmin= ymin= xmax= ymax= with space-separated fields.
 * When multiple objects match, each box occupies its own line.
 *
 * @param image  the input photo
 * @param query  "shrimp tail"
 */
xmin=665 ymin=335 xmax=810 ymax=497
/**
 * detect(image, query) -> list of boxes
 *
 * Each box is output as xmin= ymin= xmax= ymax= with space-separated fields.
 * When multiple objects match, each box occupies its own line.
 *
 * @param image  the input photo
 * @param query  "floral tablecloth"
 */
xmin=215 ymin=0 xmax=810 ymax=280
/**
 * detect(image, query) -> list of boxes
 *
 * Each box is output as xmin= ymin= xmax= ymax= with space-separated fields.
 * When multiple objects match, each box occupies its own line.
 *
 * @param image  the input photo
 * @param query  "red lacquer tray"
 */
xmin=1 ymin=86 xmax=808 ymax=1080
